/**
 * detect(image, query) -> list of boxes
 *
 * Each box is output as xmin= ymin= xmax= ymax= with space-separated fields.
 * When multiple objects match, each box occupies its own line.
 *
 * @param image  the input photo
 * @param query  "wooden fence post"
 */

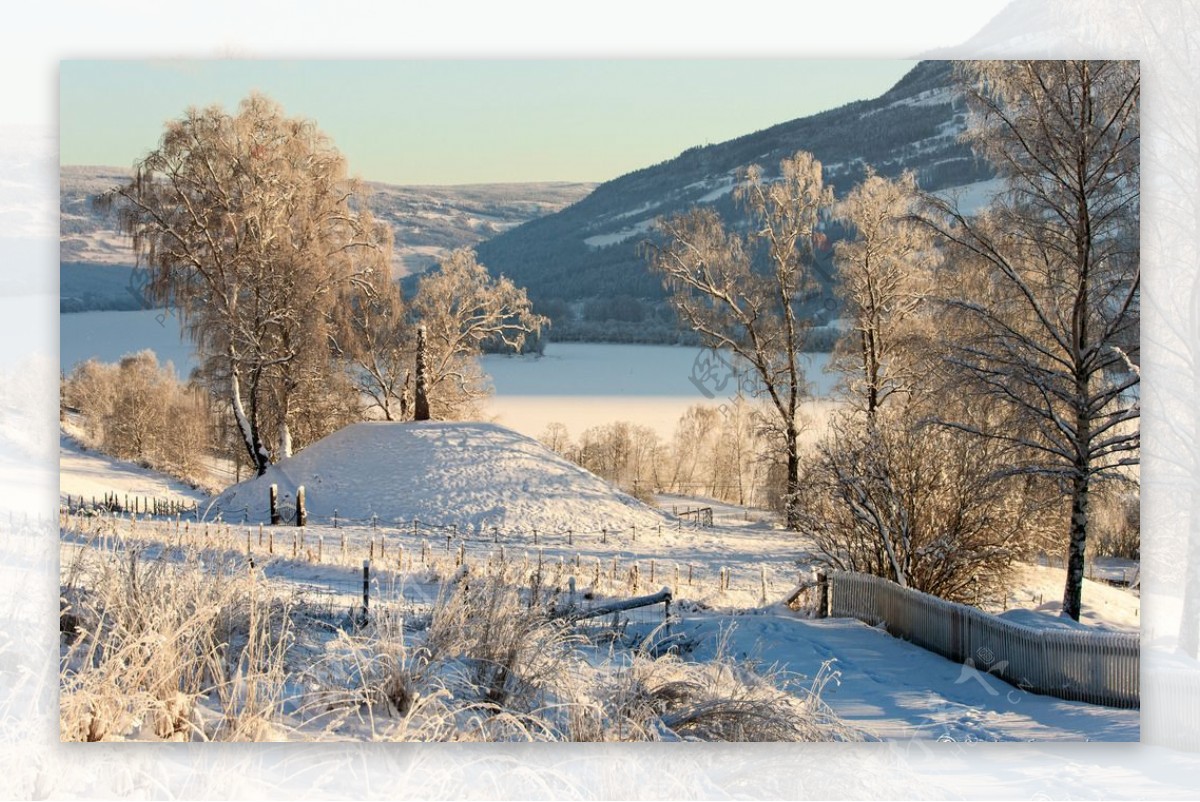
xmin=270 ymin=484 xmax=281 ymax=526
xmin=816 ymin=570 xmax=829 ymax=618
xmin=296 ymin=485 xmax=306 ymax=527
xmin=361 ymin=559 xmax=370 ymax=625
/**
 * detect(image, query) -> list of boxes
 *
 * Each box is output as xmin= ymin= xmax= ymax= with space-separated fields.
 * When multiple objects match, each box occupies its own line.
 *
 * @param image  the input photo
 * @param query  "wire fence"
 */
xmin=59 ymin=508 xmax=786 ymax=611
xmin=208 ymin=503 xmax=708 ymax=544
xmin=283 ymin=562 xmax=676 ymax=645
xmin=62 ymin=493 xmax=200 ymax=519
xmin=826 ymin=570 xmax=1140 ymax=709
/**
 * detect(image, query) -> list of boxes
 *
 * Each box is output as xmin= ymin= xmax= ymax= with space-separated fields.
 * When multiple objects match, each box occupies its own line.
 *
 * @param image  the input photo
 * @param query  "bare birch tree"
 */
xmin=647 ymin=151 xmax=833 ymax=529
xmin=832 ymin=168 xmax=937 ymax=420
xmin=336 ymin=277 xmax=413 ymax=421
xmin=410 ymin=248 xmax=546 ymax=420
xmin=799 ymin=408 xmax=1030 ymax=604
xmin=101 ymin=94 xmax=392 ymax=475
xmin=920 ymin=61 xmax=1140 ymax=620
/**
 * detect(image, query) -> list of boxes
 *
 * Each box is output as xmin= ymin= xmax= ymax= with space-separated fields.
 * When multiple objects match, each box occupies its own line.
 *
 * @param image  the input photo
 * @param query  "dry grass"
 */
xmin=299 ymin=570 xmax=859 ymax=742
xmin=61 ymin=525 xmax=858 ymax=742
xmin=59 ymin=534 xmax=292 ymax=741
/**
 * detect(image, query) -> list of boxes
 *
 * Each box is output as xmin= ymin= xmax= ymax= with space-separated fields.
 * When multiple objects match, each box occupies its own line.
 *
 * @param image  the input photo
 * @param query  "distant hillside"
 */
xmin=474 ymin=60 xmax=993 ymax=330
xmin=60 ymin=166 xmax=594 ymax=312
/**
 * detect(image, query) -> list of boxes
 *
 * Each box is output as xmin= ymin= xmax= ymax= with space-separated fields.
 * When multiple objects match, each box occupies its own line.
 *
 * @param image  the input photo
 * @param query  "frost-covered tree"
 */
xmin=101 ymin=94 xmax=393 ymax=475
xmin=410 ymin=248 xmax=546 ymax=420
xmin=648 ymin=151 xmax=833 ymax=529
xmin=832 ymin=169 xmax=936 ymax=420
xmin=538 ymin=422 xmax=573 ymax=456
xmin=920 ymin=61 xmax=1140 ymax=620
xmin=338 ymin=278 xmax=413 ymax=421
xmin=63 ymin=352 xmax=214 ymax=485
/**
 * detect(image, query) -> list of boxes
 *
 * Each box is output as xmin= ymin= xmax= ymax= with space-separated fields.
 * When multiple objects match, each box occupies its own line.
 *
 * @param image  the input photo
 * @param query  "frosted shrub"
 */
xmin=800 ymin=411 xmax=1039 ymax=605
xmin=312 ymin=567 xmax=856 ymax=742
xmin=59 ymin=540 xmax=292 ymax=741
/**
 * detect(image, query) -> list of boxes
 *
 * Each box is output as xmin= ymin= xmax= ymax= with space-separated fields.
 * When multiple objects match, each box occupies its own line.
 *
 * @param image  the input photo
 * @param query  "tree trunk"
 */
xmin=278 ymin=420 xmax=293 ymax=460
xmin=230 ymin=368 xmax=270 ymax=476
xmin=414 ymin=323 xmax=431 ymax=422
xmin=1062 ymin=471 xmax=1089 ymax=621
xmin=784 ymin=425 xmax=801 ymax=530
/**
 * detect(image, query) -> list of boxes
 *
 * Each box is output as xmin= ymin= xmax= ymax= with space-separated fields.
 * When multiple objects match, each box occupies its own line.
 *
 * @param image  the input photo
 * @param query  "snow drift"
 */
xmin=210 ymin=421 xmax=672 ymax=534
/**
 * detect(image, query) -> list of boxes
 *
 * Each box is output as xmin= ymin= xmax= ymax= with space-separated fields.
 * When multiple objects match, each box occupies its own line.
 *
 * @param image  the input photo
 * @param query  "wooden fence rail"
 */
xmin=826 ymin=570 xmax=1139 ymax=709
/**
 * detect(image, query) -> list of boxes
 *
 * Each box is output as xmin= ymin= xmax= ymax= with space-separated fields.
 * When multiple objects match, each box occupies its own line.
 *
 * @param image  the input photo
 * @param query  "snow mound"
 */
xmin=210 ymin=421 xmax=672 ymax=534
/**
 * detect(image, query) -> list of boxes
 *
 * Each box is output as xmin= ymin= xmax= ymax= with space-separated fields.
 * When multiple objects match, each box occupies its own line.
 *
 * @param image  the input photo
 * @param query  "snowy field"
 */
xmin=59 ymin=421 xmax=1141 ymax=742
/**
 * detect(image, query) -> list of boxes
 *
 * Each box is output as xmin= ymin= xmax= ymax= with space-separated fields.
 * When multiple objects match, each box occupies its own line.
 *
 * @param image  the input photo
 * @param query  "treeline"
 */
xmin=538 ymin=399 xmax=778 ymax=510
xmin=62 ymin=351 xmax=213 ymax=487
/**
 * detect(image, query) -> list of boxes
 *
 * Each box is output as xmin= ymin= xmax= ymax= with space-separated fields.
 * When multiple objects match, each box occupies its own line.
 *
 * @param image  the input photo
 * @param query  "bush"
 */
xmin=798 ymin=411 xmax=1043 ymax=605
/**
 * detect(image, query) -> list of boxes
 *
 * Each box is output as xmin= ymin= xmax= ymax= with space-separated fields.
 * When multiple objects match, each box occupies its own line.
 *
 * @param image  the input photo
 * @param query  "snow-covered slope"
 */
xmin=210 ymin=421 xmax=672 ymax=534
xmin=59 ymin=431 xmax=210 ymax=508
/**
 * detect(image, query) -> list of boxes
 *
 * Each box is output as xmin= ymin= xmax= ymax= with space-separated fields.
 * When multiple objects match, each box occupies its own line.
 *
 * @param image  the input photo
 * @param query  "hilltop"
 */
xmin=210 ymin=420 xmax=671 ymax=534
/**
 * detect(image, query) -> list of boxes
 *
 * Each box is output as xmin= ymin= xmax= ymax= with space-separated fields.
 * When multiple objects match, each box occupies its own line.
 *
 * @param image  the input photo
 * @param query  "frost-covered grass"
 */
xmin=59 ymin=508 xmax=1140 ymax=742
xmin=59 ymin=513 xmax=858 ymax=743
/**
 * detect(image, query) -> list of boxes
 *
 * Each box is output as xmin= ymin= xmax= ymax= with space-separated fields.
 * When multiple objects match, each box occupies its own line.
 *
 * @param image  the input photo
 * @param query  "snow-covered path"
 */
xmin=685 ymin=612 xmax=1139 ymax=742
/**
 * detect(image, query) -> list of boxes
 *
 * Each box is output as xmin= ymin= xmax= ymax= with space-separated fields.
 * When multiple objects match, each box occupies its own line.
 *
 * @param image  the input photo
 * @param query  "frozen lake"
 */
xmin=60 ymin=308 xmax=841 ymax=439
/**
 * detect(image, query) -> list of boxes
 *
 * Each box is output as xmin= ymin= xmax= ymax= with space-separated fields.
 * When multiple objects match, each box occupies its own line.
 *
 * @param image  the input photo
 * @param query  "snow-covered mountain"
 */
xmin=474 ymin=60 xmax=992 ymax=310
xmin=60 ymin=165 xmax=594 ymax=312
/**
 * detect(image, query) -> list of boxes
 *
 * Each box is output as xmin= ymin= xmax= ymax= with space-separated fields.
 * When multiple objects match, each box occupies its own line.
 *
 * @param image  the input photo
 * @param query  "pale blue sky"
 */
xmin=61 ymin=60 xmax=916 ymax=185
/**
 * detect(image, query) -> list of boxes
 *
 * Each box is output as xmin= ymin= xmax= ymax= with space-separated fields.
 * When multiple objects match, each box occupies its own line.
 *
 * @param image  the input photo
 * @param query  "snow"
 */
xmin=58 ymin=431 xmax=208 ymax=508
xmin=934 ymin=177 xmax=1008 ymax=217
xmin=211 ymin=420 xmax=673 ymax=534
xmin=583 ymin=218 xmax=655 ymax=248
xmin=684 ymin=613 xmax=1138 ymax=742
xmin=995 ymin=562 xmax=1140 ymax=633
xmin=695 ymin=175 xmax=735 ymax=203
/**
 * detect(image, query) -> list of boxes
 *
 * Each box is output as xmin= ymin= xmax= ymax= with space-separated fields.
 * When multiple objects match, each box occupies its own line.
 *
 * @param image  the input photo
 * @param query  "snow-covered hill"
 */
xmin=210 ymin=421 xmax=672 ymax=534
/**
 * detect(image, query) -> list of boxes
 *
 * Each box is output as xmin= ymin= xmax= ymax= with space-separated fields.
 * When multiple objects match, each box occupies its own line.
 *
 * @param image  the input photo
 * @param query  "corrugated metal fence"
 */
xmin=827 ymin=570 xmax=1139 ymax=709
